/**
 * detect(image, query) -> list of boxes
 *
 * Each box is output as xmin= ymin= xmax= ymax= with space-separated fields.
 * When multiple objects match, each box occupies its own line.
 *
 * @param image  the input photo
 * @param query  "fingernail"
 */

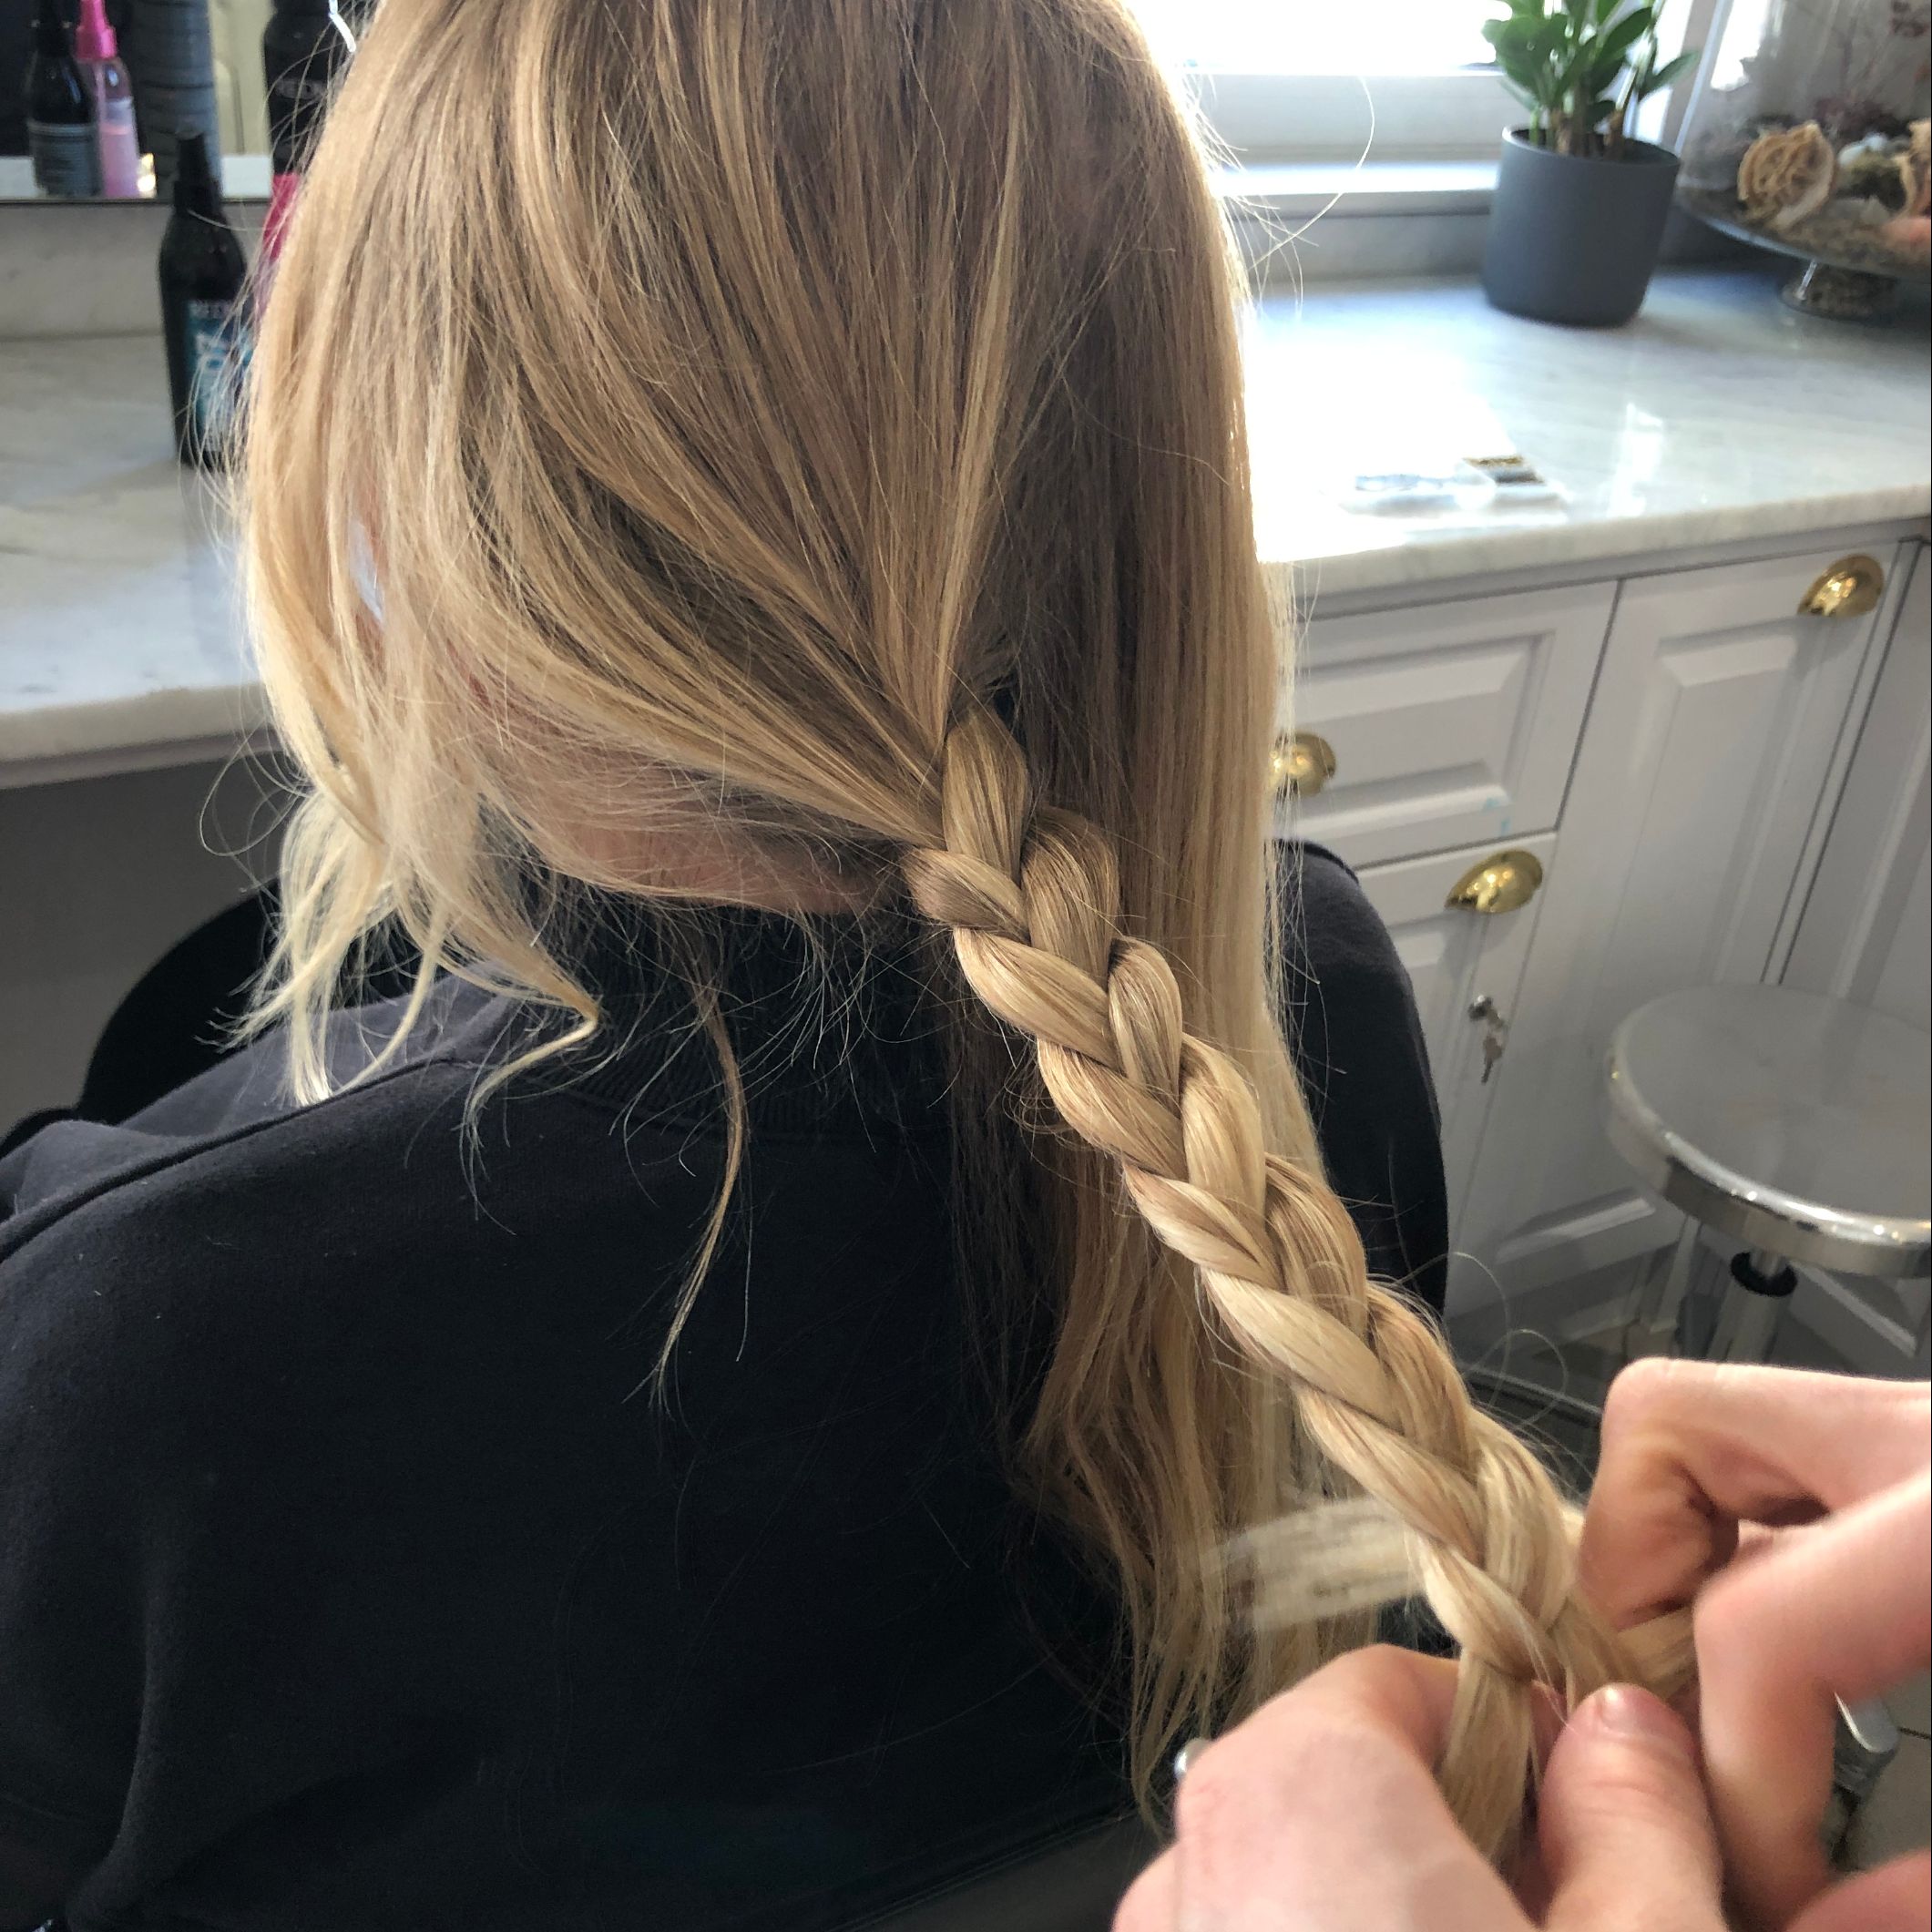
xmin=1579 ymin=1684 xmax=1693 ymax=1759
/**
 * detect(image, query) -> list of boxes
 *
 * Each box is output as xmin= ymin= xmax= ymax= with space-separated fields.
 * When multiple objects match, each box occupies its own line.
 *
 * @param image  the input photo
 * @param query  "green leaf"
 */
xmin=1593 ymin=0 xmax=1624 ymax=21
xmin=1484 ymin=14 xmax=1543 ymax=48
xmin=1483 ymin=16 xmax=1549 ymax=88
xmin=1638 ymin=46 xmax=1702 ymax=97
xmin=1490 ymin=16 xmax=1571 ymax=107
xmin=1552 ymin=47 xmax=1590 ymax=102
xmin=1482 ymin=22 xmax=1525 ymax=65
xmin=1585 ymin=44 xmax=1628 ymax=92
xmin=1590 ymin=6 xmax=1657 ymax=66
xmin=1527 ymin=15 xmax=1572 ymax=62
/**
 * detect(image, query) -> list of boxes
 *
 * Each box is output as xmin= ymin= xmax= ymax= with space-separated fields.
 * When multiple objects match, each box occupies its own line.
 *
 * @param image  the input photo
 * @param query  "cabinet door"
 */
xmin=1776 ymin=546 xmax=1930 ymax=1375
xmin=1451 ymin=546 xmax=1897 ymax=1317
xmin=1783 ymin=544 xmax=1930 ymax=1032
xmin=1352 ymin=833 xmax=1558 ymax=1237
xmin=1285 ymin=585 xmax=1610 ymax=871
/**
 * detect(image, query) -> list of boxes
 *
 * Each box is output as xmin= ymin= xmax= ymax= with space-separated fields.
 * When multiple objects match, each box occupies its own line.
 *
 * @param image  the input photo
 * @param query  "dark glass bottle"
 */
xmin=263 ymin=0 xmax=368 ymax=175
xmin=26 ymin=6 xmax=102 ymax=199
xmin=260 ymin=0 xmax=370 ymax=266
xmin=158 ymin=129 xmax=252 ymax=468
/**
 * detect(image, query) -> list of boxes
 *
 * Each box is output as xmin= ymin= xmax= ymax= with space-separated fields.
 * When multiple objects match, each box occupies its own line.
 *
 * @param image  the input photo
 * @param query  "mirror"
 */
xmin=1 ymin=0 xmax=361 ymax=201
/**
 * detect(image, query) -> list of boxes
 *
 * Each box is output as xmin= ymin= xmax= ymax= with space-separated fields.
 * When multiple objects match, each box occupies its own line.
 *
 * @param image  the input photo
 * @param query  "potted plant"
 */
xmin=1481 ymin=1 xmax=1702 ymax=325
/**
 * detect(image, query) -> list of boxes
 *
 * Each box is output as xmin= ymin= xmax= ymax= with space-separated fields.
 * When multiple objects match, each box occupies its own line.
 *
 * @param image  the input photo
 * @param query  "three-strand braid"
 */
xmin=904 ymin=708 xmax=1692 ymax=1857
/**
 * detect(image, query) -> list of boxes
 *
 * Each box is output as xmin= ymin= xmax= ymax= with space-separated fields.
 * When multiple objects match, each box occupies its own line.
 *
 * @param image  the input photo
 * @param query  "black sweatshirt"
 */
xmin=0 ymin=845 xmax=1446 ymax=1932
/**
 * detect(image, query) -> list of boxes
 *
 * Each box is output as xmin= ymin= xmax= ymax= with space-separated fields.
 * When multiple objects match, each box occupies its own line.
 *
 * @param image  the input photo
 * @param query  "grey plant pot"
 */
xmin=1482 ymin=130 xmax=1681 ymax=328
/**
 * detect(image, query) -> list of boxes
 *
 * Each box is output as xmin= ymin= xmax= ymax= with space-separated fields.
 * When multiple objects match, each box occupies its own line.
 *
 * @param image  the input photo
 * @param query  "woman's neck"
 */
xmin=563 ymin=816 xmax=874 ymax=917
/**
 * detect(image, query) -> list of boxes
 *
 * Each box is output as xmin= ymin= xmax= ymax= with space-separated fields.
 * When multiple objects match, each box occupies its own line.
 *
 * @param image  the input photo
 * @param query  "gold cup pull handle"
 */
xmin=1272 ymin=731 xmax=1338 ymax=801
xmin=1446 ymin=849 xmax=1545 ymax=915
xmin=1799 ymin=555 xmax=1885 ymax=618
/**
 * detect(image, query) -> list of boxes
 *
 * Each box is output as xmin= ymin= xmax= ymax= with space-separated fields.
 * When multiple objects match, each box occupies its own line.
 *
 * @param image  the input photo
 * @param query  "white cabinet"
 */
xmin=1784 ymin=544 xmax=1930 ymax=1034
xmin=1286 ymin=585 xmax=1610 ymax=870
xmin=1352 ymin=833 xmax=1558 ymax=1232
xmin=1446 ymin=544 xmax=1900 ymax=1315
xmin=1775 ymin=543 xmax=1932 ymax=1374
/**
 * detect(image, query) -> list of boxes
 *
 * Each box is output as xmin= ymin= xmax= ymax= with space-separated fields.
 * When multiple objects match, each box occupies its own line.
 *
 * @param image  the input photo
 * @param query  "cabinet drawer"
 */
xmin=1279 ymin=584 xmax=1613 ymax=870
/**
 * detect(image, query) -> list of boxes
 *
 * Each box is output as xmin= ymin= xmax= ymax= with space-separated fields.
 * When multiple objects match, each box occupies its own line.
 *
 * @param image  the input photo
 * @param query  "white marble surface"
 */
xmin=1246 ymin=263 xmax=1929 ymax=604
xmin=0 ymin=333 xmax=267 ymax=784
xmin=2 ymin=265 xmax=1927 ymax=783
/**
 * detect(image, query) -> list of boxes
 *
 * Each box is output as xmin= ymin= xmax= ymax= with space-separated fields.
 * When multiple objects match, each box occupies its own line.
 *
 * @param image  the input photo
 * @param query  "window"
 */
xmin=1128 ymin=0 xmax=1515 ymax=161
xmin=1130 ymin=0 xmax=1495 ymax=74
xmin=1130 ymin=0 xmax=1712 ymax=164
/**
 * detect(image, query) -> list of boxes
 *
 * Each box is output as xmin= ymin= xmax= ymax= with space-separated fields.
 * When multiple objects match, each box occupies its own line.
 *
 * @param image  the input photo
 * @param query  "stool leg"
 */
xmin=1825 ymin=1698 xmax=1903 ymax=1864
xmin=1708 ymin=1249 xmax=1799 ymax=1363
xmin=1624 ymin=1231 xmax=1693 ymax=1360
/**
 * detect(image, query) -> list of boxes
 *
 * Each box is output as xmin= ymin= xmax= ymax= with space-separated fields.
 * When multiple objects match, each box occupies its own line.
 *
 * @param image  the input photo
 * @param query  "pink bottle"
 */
xmin=75 ymin=0 xmax=143 ymax=199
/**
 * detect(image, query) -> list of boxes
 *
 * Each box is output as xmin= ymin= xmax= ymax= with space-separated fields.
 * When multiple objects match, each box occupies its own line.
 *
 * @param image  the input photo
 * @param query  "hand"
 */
xmin=1582 ymin=1361 xmax=1931 ymax=1931
xmin=1114 ymin=1645 xmax=1726 ymax=1929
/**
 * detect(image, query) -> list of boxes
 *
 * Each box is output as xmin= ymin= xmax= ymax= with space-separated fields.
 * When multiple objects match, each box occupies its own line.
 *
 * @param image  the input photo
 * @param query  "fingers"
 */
xmin=1252 ymin=1643 xmax=1462 ymax=1767
xmin=1582 ymin=1363 xmax=1928 ymax=1628
xmin=1694 ymin=1472 xmax=1932 ymax=1929
xmin=1154 ymin=1648 xmax=1523 ymax=1930
xmin=1539 ymin=1685 xmax=1726 ymax=1932
xmin=1581 ymin=1366 xmax=1931 ymax=1929
xmin=1786 ymin=1854 xmax=1932 ymax=1932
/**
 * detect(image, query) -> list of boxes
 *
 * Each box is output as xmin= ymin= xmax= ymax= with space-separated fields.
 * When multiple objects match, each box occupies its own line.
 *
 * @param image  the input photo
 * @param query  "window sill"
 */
xmin=1213 ymin=154 xmax=1739 ymax=285
xmin=1214 ymin=158 xmax=1498 ymax=221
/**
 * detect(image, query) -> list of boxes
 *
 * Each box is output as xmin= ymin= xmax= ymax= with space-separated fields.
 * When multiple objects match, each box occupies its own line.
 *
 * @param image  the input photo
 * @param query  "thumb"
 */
xmin=1540 ymin=1685 xmax=1727 ymax=1932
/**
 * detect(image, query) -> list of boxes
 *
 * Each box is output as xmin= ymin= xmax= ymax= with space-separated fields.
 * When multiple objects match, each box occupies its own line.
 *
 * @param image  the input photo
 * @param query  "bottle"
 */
xmin=158 ymin=129 xmax=252 ymax=468
xmin=260 ymin=0 xmax=366 ymax=269
xmin=74 ymin=0 xmax=143 ymax=199
xmin=26 ymin=5 xmax=102 ymax=199
xmin=124 ymin=0 xmax=220 ymax=199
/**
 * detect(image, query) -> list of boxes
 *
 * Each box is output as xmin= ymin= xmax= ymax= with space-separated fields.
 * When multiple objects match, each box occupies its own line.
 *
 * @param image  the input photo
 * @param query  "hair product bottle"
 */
xmin=260 ymin=0 xmax=367 ymax=269
xmin=123 ymin=0 xmax=219 ymax=199
xmin=158 ymin=128 xmax=251 ymax=468
xmin=26 ymin=5 xmax=101 ymax=198
xmin=74 ymin=0 xmax=142 ymax=199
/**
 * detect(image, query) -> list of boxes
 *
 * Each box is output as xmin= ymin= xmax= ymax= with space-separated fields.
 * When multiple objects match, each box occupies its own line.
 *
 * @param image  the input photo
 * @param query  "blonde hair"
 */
xmin=244 ymin=0 xmax=1688 ymax=1860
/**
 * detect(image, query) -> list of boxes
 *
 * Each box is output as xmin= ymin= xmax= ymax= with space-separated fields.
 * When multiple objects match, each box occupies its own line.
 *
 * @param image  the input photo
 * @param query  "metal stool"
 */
xmin=1605 ymin=984 xmax=1931 ymax=1365
xmin=1604 ymin=983 xmax=1930 ymax=1854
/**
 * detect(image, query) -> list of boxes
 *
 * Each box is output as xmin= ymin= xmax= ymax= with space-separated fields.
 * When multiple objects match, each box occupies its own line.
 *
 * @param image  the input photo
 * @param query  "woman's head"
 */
xmin=249 ymin=0 xmax=1269 ymax=1028
xmin=247 ymin=0 xmax=1682 ymax=1855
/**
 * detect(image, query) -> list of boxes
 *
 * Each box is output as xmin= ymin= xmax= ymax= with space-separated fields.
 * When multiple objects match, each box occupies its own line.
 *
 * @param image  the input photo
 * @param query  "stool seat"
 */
xmin=1606 ymin=985 xmax=1932 ymax=1281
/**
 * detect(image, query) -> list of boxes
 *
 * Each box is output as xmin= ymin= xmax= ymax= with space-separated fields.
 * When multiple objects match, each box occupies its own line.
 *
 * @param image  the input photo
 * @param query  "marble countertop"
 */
xmin=3 ymin=264 xmax=1927 ymax=785
xmin=1 ymin=331 xmax=266 ymax=785
xmin=1244 ymin=264 xmax=1928 ymax=605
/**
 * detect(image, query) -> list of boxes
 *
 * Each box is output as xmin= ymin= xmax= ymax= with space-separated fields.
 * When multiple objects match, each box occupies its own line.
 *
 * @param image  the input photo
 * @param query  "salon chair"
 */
xmin=855 ymin=1814 xmax=1155 ymax=1932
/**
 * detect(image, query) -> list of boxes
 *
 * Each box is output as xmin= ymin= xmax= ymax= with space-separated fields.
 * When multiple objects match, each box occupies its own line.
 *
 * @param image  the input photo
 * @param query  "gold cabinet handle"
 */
xmin=1799 ymin=555 xmax=1885 ymax=618
xmin=1446 ymin=849 xmax=1545 ymax=915
xmin=1271 ymin=730 xmax=1338 ymax=800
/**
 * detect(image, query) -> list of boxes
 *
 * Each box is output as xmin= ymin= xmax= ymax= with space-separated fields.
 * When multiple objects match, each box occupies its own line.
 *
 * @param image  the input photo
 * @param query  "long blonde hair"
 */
xmin=244 ymin=0 xmax=1685 ymax=1858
